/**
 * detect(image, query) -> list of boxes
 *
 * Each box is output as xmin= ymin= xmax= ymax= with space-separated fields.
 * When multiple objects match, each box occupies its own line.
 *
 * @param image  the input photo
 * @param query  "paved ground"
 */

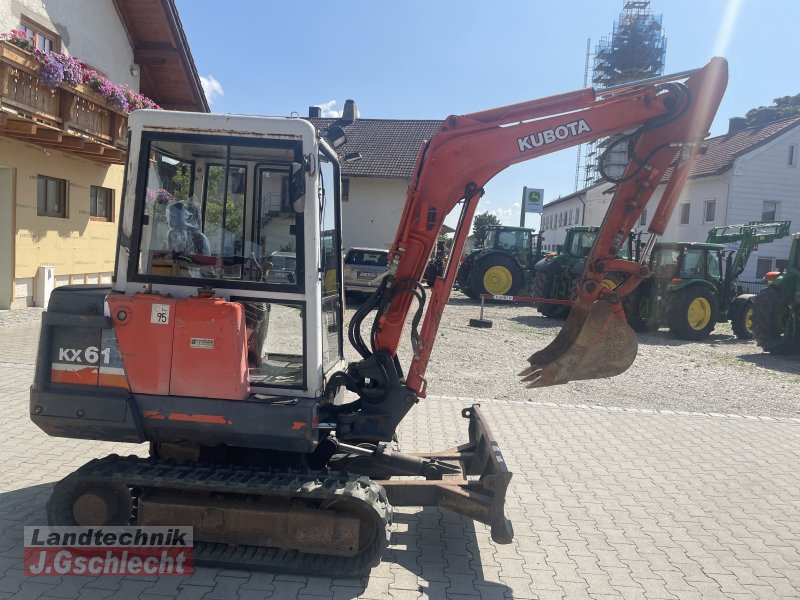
xmin=0 ymin=307 xmax=799 ymax=599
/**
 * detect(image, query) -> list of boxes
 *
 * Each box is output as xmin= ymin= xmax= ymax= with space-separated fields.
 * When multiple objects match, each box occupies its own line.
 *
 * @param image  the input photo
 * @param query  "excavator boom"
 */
xmin=362 ymin=58 xmax=728 ymax=395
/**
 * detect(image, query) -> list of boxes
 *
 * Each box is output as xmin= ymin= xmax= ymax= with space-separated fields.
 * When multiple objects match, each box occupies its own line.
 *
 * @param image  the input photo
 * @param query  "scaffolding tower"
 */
xmin=581 ymin=1 xmax=667 ymax=189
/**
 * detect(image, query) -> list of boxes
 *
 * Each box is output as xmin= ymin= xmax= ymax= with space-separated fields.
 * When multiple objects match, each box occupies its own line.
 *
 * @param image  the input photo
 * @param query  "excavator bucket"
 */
xmin=519 ymin=300 xmax=637 ymax=387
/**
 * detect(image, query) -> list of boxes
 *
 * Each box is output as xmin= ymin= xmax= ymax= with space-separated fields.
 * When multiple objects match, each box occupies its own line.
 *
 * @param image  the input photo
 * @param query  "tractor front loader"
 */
xmin=624 ymin=221 xmax=790 ymax=340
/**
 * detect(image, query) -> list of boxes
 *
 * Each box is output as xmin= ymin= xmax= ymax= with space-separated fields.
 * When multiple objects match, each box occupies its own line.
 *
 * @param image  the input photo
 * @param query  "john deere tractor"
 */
xmin=456 ymin=225 xmax=544 ymax=298
xmin=531 ymin=227 xmax=602 ymax=318
xmin=752 ymin=232 xmax=800 ymax=353
xmin=625 ymin=221 xmax=791 ymax=340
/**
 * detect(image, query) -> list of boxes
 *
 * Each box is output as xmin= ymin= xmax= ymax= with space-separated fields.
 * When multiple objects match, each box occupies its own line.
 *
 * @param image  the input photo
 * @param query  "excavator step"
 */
xmin=46 ymin=455 xmax=391 ymax=577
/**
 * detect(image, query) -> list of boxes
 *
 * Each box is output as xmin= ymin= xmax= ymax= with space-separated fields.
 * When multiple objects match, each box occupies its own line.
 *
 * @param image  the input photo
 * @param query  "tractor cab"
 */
xmin=626 ymin=242 xmax=728 ymax=339
xmin=562 ymin=227 xmax=598 ymax=259
xmin=651 ymin=242 xmax=724 ymax=294
xmin=482 ymin=225 xmax=542 ymax=269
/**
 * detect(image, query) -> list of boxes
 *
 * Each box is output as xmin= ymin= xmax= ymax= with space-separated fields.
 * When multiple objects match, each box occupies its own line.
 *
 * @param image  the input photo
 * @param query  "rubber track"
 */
xmin=49 ymin=454 xmax=392 ymax=577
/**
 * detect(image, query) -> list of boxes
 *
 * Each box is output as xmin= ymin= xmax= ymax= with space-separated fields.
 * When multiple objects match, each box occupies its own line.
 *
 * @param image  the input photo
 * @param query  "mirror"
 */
xmin=290 ymin=161 xmax=306 ymax=213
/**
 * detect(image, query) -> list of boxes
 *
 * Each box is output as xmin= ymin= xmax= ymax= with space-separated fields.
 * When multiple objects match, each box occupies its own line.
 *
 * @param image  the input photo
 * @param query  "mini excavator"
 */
xmin=31 ymin=58 xmax=727 ymax=575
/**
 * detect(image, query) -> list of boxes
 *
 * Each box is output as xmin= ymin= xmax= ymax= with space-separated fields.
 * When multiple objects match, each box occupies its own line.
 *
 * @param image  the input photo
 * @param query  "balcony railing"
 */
xmin=0 ymin=41 xmax=126 ymax=163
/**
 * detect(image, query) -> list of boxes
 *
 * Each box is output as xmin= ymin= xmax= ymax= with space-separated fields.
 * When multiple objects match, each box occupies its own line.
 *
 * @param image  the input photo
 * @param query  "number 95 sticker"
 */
xmin=151 ymin=304 xmax=171 ymax=325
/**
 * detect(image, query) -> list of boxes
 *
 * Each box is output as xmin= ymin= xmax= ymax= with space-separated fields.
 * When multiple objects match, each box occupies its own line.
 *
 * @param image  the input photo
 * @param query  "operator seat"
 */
xmin=167 ymin=201 xmax=210 ymax=256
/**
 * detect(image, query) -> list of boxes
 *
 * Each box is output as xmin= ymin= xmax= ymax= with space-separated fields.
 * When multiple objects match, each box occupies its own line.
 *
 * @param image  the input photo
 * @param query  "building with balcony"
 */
xmin=0 ymin=0 xmax=207 ymax=308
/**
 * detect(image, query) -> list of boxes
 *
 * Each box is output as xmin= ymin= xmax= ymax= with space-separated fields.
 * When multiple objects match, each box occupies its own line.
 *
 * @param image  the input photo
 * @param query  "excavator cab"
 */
xmin=115 ymin=112 xmax=345 ymax=396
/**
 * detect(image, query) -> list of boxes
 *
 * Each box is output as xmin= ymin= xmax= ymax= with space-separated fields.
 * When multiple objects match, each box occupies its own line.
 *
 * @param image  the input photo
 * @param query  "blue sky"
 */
xmin=177 ymin=0 xmax=796 ymax=231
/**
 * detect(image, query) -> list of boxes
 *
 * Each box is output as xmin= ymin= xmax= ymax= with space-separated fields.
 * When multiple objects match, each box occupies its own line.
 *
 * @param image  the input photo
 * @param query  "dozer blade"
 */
xmin=519 ymin=300 xmax=637 ymax=387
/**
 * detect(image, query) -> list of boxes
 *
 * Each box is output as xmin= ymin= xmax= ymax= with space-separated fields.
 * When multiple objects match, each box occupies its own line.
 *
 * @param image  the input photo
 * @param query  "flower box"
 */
xmin=0 ymin=40 xmax=131 ymax=149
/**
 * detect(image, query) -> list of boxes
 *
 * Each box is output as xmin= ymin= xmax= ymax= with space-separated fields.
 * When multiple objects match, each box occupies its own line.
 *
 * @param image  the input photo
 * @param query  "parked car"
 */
xmin=344 ymin=247 xmax=389 ymax=293
xmin=265 ymin=251 xmax=296 ymax=284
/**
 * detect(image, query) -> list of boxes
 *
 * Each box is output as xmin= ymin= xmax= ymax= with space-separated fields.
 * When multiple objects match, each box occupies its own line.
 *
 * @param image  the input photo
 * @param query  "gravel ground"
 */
xmin=0 ymin=307 xmax=43 ymax=328
xmin=347 ymin=290 xmax=800 ymax=420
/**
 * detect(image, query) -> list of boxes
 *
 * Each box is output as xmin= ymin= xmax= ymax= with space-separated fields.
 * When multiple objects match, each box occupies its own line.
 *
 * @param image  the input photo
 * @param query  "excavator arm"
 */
xmin=333 ymin=58 xmax=726 ymax=442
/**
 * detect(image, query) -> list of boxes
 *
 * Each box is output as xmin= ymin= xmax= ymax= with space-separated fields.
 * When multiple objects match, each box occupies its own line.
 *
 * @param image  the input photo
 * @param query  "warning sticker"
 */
xmin=190 ymin=338 xmax=215 ymax=350
xmin=151 ymin=304 xmax=170 ymax=325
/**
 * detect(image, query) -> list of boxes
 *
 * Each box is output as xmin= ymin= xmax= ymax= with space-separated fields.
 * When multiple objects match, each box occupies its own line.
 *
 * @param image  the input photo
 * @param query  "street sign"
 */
xmin=522 ymin=187 xmax=544 ymax=213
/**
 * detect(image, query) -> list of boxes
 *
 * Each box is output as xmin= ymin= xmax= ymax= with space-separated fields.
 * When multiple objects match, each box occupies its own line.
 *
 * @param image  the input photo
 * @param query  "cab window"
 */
xmin=569 ymin=231 xmax=596 ymax=257
xmin=652 ymin=248 xmax=680 ymax=279
xmin=680 ymin=249 xmax=705 ymax=277
xmin=706 ymin=251 xmax=722 ymax=279
xmin=134 ymin=133 xmax=303 ymax=289
xmin=497 ymin=230 xmax=529 ymax=251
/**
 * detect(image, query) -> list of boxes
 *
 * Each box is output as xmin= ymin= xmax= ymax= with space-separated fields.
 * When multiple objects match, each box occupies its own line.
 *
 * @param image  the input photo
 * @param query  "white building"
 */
xmin=540 ymin=182 xmax=613 ymax=251
xmin=542 ymin=116 xmax=800 ymax=281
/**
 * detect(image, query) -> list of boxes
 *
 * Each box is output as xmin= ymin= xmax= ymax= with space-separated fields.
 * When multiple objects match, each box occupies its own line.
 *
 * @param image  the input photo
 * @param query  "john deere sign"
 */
xmin=523 ymin=187 xmax=543 ymax=213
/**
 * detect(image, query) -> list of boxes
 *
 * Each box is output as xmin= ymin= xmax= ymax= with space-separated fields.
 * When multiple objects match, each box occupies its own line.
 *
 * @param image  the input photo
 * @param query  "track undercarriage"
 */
xmin=46 ymin=405 xmax=512 ymax=576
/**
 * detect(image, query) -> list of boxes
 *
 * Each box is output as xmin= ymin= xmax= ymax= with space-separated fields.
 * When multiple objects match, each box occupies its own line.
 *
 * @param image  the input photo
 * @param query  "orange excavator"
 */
xmin=32 ymin=58 xmax=727 ymax=575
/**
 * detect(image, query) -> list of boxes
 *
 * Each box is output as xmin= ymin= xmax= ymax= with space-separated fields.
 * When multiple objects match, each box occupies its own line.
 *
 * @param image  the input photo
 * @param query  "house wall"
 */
xmin=0 ymin=137 xmax=122 ymax=307
xmin=0 ymin=167 xmax=13 ymax=309
xmin=540 ymin=197 xmax=583 ymax=251
xmin=655 ymin=176 xmax=729 ymax=242
xmin=541 ymin=184 xmax=613 ymax=251
xmin=1 ymin=0 xmax=138 ymax=89
xmin=644 ymin=128 xmax=800 ymax=281
xmin=0 ymin=1 xmax=134 ymax=308
xmin=341 ymin=177 xmax=409 ymax=251
xmin=725 ymin=128 xmax=800 ymax=280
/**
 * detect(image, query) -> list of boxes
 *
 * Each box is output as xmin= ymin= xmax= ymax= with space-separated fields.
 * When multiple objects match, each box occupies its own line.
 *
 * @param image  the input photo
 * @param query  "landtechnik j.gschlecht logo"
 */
xmin=24 ymin=526 xmax=193 ymax=576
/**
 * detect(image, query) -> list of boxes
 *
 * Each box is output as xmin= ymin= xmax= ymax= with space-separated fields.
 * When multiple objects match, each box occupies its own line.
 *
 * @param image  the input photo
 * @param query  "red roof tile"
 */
xmin=308 ymin=118 xmax=442 ymax=179
xmin=688 ymin=116 xmax=800 ymax=177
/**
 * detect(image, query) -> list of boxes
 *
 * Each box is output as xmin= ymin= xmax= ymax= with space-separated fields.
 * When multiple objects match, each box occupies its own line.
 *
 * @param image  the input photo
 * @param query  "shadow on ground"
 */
xmin=0 ymin=486 xmax=511 ymax=598
xmin=508 ymin=314 xmax=565 ymax=330
xmin=739 ymin=352 xmax=800 ymax=375
xmin=390 ymin=507 xmax=511 ymax=598
xmin=634 ymin=329 xmax=748 ymax=347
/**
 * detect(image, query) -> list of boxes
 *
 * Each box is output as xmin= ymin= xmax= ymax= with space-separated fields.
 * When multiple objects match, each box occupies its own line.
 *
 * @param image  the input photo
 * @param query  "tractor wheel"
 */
xmin=666 ymin=286 xmax=718 ymax=340
xmin=729 ymin=294 xmax=755 ymax=340
xmin=456 ymin=260 xmax=478 ymax=299
xmin=473 ymin=254 xmax=523 ymax=297
xmin=424 ymin=261 xmax=442 ymax=288
xmin=751 ymin=285 xmax=797 ymax=353
xmin=624 ymin=286 xmax=657 ymax=332
xmin=532 ymin=271 xmax=563 ymax=318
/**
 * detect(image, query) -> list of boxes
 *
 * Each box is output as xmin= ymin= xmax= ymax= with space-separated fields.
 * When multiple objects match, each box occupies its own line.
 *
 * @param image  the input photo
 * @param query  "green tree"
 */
xmin=745 ymin=93 xmax=800 ymax=126
xmin=472 ymin=211 xmax=501 ymax=247
xmin=204 ymin=166 xmax=244 ymax=237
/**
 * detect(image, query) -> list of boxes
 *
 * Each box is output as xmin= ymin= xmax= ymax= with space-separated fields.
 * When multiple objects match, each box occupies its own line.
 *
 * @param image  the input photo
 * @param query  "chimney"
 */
xmin=308 ymin=106 xmax=322 ymax=118
xmin=342 ymin=99 xmax=359 ymax=124
xmin=727 ymin=117 xmax=747 ymax=135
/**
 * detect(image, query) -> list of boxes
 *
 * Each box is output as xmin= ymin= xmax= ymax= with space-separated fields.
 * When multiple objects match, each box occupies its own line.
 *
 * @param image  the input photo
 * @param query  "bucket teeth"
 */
xmin=520 ymin=300 xmax=638 ymax=388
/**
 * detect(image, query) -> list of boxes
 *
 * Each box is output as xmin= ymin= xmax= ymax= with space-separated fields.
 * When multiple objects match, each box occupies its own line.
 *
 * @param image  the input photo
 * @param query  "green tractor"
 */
xmin=456 ymin=225 xmax=544 ymax=298
xmin=625 ymin=221 xmax=791 ymax=340
xmin=751 ymin=232 xmax=800 ymax=353
xmin=531 ymin=227 xmax=605 ymax=318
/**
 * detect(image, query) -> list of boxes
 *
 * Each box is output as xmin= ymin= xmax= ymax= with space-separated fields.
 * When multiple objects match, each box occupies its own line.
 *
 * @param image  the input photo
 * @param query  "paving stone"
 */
xmin=1 ymin=332 xmax=799 ymax=600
